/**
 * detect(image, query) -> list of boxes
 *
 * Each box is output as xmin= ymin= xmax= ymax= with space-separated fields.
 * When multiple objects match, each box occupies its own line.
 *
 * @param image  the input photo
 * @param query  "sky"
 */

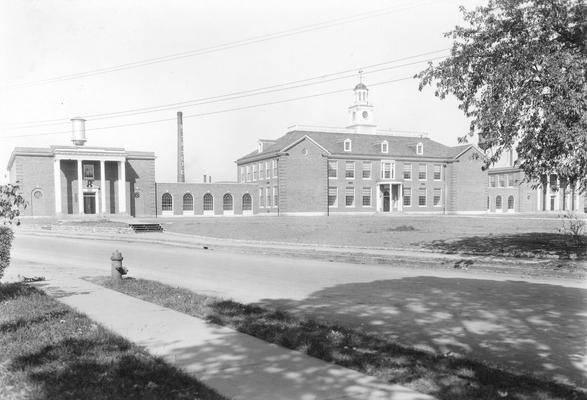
xmin=0 ymin=0 xmax=485 ymax=184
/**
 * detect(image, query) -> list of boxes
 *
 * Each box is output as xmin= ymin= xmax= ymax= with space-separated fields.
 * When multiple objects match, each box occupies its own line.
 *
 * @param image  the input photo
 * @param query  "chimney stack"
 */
xmin=203 ymin=174 xmax=207 ymax=183
xmin=71 ymin=117 xmax=87 ymax=146
xmin=208 ymin=176 xmax=212 ymax=183
xmin=177 ymin=111 xmax=185 ymax=183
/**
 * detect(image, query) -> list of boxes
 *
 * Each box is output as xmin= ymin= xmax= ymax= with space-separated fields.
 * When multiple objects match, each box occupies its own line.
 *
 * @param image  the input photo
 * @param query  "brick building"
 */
xmin=7 ymin=118 xmax=156 ymax=217
xmin=236 ymin=83 xmax=488 ymax=215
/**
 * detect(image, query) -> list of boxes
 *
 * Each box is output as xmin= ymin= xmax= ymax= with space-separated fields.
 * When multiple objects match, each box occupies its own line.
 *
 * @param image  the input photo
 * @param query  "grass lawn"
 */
xmin=94 ymin=277 xmax=586 ymax=400
xmin=0 ymin=282 xmax=225 ymax=400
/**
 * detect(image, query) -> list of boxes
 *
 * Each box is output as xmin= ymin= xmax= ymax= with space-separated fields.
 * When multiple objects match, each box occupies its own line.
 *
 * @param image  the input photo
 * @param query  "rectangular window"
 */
xmin=381 ymin=161 xmax=394 ymax=179
xmin=259 ymin=162 xmax=265 ymax=180
xmin=345 ymin=161 xmax=355 ymax=179
xmin=489 ymin=175 xmax=496 ymax=187
xmin=259 ymin=188 xmax=264 ymax=207
xmin=433 ymin=164 xmax=442 ymax=180
xmin=246 ymin=165 xmax=251 ymax=181
xmin=273 ymin=187 xmax=278 ymax=207
xmin=362 ymin=187 xmax=371 ymax=207
xmin=403 ymin=188 xmax=412 ymax=206
xmin=328 ymin=187 xmax=338 ymax=207
xmin=418 ymin=188 xmax=427 ymax=206
xmin=83 ymin=164 xmax=95 ymax=179
xmin=433 ymin=188 xmax=441 ymax=206
xmin=418 ymin=164 xmax=427 ymax=180
xmin=253 ymin=164 xmax=258 ymax=181
xmin=345 ymin=187 xmax=355 ymax=207
xmin=265 ymin=161 xmax=270 ymax=179
xmin=273 ymin=160 xmax=278 ymax=177
xmin=499 ymin=174 xmax=505 ymax=187
xmin=266 ymin=186 xmax=272 ymax=207
xmin=403 ymin=163 xmax=412 ymax=180
xmin=328 ymin=160 xmax=338 ymax=178
xmin=362 ymin=161 xmax=372 ymax=179
xmin=240 ymin=167 xmax=245 ymax=183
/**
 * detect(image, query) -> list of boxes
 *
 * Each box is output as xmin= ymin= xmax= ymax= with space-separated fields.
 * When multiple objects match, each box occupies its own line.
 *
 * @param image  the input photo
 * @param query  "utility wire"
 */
xmin=0 ymin=75 xmax=416 ymax=140
xmin=3 ymin=50 xmax=447 ymax=129
xmin=2 ymin=1 xmax=433 ymax=89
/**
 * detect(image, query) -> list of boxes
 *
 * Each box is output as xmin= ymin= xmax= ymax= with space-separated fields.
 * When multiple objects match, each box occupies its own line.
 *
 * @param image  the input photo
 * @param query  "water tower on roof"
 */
xmin=71 ymin=117 xmax=87 ymax=146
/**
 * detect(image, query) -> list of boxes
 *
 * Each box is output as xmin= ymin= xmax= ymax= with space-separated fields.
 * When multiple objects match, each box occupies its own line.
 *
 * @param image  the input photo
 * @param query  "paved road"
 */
xmin=9 ymin=233 xmax=587 ymax=389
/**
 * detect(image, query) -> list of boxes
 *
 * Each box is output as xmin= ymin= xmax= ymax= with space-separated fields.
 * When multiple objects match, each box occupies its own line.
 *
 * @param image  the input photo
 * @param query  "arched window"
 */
xmin=381 ymin=140 xmax=388 ymax=154
xmin=242 ymin=193 xmax=252 ymax=211
xmin=182 ymin=193 xmax=193 ymax=211
xmin=495 ymin=195 xmax=502 ymax=209
xmin=203 ymin=193 xmax=213 ymax=211
xmin=223 ymin=193 xmax=233 ymax=211
xmin=161 ymin=193 xmax=173 ymax=211
xmin=508 ymin=195 xmax=515 ymax=210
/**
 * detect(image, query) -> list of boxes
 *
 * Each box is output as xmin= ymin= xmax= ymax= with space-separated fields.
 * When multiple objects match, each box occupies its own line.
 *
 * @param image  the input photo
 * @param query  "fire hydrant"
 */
xmin=111 ymin=250 xmax=128 ymax=280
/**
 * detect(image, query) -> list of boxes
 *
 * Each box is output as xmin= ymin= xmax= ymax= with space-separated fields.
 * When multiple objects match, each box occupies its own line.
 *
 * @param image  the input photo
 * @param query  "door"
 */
xmin=383 ymin=190 xmax=390 ymax=212
xmin=83 ymin=193 xmax=96 ymax=214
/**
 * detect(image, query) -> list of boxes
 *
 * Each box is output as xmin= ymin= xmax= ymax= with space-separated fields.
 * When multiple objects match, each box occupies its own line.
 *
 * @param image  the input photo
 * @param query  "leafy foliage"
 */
xmin=0 ymin=226 xmax=14 ymax=280
xmin=417 ymin=0 xmax=586 ymax=191
xmin=0 ymin=184 xmax=27 ymax=225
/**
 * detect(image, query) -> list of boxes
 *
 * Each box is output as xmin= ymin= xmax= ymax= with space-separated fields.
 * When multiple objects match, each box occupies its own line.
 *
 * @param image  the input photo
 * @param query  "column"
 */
xmin=118 ymin=160 xmax=126 ymax=214
xmin=53 ymin=159 xmax=62 ymax=214
xmin=77 ymin=159 xmax=84 ymax=214
xmin=546 ymin=179 xmax=551 ymax=211
xmin=554 ymin=177 xmax=560 ymax=211
xmin=100 ymin=160 xmax=106 ymax=214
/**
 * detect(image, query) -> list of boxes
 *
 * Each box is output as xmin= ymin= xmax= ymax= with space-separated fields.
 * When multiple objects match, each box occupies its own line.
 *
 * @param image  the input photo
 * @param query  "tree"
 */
xmin=0 ymin=184 xmax=27 ymax=225
xmin=417 ymin=0 xmax=586 ymax=191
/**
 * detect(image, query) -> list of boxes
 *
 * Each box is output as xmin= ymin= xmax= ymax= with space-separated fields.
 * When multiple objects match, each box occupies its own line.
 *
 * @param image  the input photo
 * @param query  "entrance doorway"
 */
xmin=83 ymin=192 xmax=96 ymax=214
xmin=378 ymin=183 xmax=402 ymax=213
xmin=383 ymin=190 xmax=390 ymax=212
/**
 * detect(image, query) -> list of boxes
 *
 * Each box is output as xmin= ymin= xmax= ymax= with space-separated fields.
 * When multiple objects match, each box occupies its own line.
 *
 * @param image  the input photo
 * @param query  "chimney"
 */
xmin=208 ymin=176 xmax=212 ymax=183
xmin=177 ymin=111 xmax=185 ymax=183
xmin=203 ymin=174 xmax=207 ymax=183
xmin=71 ymin=117 xmax=87 ymax=146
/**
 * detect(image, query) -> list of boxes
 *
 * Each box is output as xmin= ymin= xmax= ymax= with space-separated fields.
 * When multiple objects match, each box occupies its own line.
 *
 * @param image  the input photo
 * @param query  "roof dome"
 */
xmin=354 ymin=82 xmax=368 ymax=91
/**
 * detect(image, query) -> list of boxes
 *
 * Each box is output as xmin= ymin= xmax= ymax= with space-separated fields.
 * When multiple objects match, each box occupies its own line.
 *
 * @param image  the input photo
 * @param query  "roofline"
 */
xmin=453 ymin=144 xmax=486 ymax=159
xmin=280 ymin=135 xmax=331 ymax=155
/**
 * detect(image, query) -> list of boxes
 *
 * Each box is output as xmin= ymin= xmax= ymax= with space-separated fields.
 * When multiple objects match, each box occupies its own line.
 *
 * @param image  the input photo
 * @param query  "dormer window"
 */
xmin=344 ymin=139 xmax=352 ymax=152
xmin=416 ymin=142 xmax=423 ymax=155
xmin=381 ymin=141 xmax=388 ymax=154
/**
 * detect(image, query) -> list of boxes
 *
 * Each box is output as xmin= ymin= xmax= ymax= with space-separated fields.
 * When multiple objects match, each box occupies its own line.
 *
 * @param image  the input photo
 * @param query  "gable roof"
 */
xmin=236 ymin=129 xmax=473 ymax=163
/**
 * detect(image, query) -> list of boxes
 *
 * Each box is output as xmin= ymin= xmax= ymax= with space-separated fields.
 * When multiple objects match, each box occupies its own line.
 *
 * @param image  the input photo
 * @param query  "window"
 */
xmin=381 ymin=141 xmax=388 ymax=154
xmin=328 ymin=161 xmax=338 ymax=178
xmin=273 ymin=187 xmax=278 ymax=207
xmin=266 ymin=186 xmax=272 ymax=207
xmin=495 ymin=195 xmax=502 ymax=209
xmin=362 ymin=161 xmax=372 ymax=179
xmin=240 ymin=167 xmax=245 ymax=183
xmin=344 ymin=139 xmax=352 ymax=152
xmin=508 ymin=195 xmax=515 ymax=210
xmin=498 ymin=174 xmax=505 ymax=187
xmin=418 ymin=188 xmax=427 ymax=206
xmin=182 ymin=193 xmax=194 ymax=211
xmin=345 ymin=161 xmax=355 ymax=179
xmin=242 ymin=193 xmax=252 ymax=211
xmin=416 ymin=142 xmax=423 ymax=155
xmin=362 ymin=187 xmax=371 ymax=206
xmin=273 ymin=160 xmax=278 ymax=177
xmin=246 ymin=165 xmax=251 ymax=181
xmin=223 ymin=193 xmax=233 ymax=211
xmin=265 ymin=161 xmax=270 ymax=179
xmin=203 ymin=193 xmax=213 ymax=211
xmin=259 ymin=163 xmax=265 ymax=180
xmin=433 ymin=164 xmax=442 ymax=180
xmin=489 ymin=175 xmax=496 ymax=187
xmin=433 ymin=188 xmax=441 ymax=206
xmin=83 ymin=164 xmax=95 ymax=179
xmin=403 ymin=163 xmax=412 ymax=180
xmin=328 ymin=187 xmax=338 ymax=207
xmin=259 ymin=188 xmax=265 ymax=207
xmin=487 ymin=196 xmax=490 ymax=210
xmin=381 ymin=161 xmax=394 ymax=179
xmin=162 ymin=193 xmax=173 ymax=211
xmin=345 ymin=187 xmax=355 ymax=207
xmin=253 ymin=164 xmax=258 ymax=181
xmin=33 ymin=189 xmax=43 ymax=199
xmin=418 ymin=164 xmax=427 ymax=180
xmin=403 ymin=188 xmax=412 ymax=206
xmin=507 ymin=173 xmax=516 ymax=187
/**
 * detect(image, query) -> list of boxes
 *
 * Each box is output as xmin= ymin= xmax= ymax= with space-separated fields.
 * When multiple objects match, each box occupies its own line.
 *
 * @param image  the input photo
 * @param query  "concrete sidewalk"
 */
xmin=28 ymin=274 xmax=435 ymax=400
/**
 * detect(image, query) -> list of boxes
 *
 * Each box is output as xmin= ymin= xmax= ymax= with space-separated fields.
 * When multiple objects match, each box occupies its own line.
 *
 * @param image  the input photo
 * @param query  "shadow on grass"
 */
xmin=421 ymin=232 xmax=587 ymax=259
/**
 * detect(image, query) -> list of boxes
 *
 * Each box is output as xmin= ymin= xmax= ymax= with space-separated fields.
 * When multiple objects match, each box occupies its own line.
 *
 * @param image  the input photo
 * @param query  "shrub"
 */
xmin=557 ymin=212 xmax=586 ymax=248
xmin=0 ymin=226 xmax=14 ymax=281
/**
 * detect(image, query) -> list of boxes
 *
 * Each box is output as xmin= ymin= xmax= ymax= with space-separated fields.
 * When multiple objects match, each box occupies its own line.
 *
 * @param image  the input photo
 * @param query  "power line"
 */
xmin=3 ymin=50 xmax=447 ymax=129
xmin=0 ymin=75 xmax=416 ymax=140
xmin=2 ymin=1 xmax=434 ymax=89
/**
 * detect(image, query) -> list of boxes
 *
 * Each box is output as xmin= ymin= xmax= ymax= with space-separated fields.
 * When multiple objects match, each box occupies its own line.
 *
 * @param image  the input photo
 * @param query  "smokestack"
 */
xmin=203 ymin=174 xmax=207 ymax=183
xmin=71 ymin=117 xmax=87 ymax=146
xmin=177 ymin=111 xmax=185 ymax=183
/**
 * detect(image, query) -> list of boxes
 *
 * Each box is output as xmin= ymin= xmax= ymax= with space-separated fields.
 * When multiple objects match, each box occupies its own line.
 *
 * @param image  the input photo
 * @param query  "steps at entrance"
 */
xmin=128 ymin=223 xmax=164 ymax=233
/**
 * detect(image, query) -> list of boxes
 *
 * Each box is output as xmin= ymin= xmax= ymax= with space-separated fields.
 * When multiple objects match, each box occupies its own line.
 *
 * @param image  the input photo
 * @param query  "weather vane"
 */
xmin=358 ymin=69 xmax=364 ymax=83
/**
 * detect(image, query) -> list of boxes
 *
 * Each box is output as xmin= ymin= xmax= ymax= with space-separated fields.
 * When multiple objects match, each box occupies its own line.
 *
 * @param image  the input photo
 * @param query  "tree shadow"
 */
xmin=420 ymin=232 xmax=587 ymax=259
xmin=258 ymin=277 xmax=587 ymax=392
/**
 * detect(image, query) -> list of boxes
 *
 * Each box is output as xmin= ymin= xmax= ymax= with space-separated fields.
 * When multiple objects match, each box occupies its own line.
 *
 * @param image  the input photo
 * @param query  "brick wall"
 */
xmin=127 ymin=158 xmax=156 ymax=217
xmin=450 ymin=147 xmax=488 ymax=213
xmin=11 ymin=155 xmax=55 ymax=216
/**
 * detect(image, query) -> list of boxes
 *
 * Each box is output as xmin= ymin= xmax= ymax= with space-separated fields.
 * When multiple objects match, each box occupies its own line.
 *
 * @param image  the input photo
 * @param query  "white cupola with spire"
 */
xmin=346 ymin=73 xmax=376 ymax=135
